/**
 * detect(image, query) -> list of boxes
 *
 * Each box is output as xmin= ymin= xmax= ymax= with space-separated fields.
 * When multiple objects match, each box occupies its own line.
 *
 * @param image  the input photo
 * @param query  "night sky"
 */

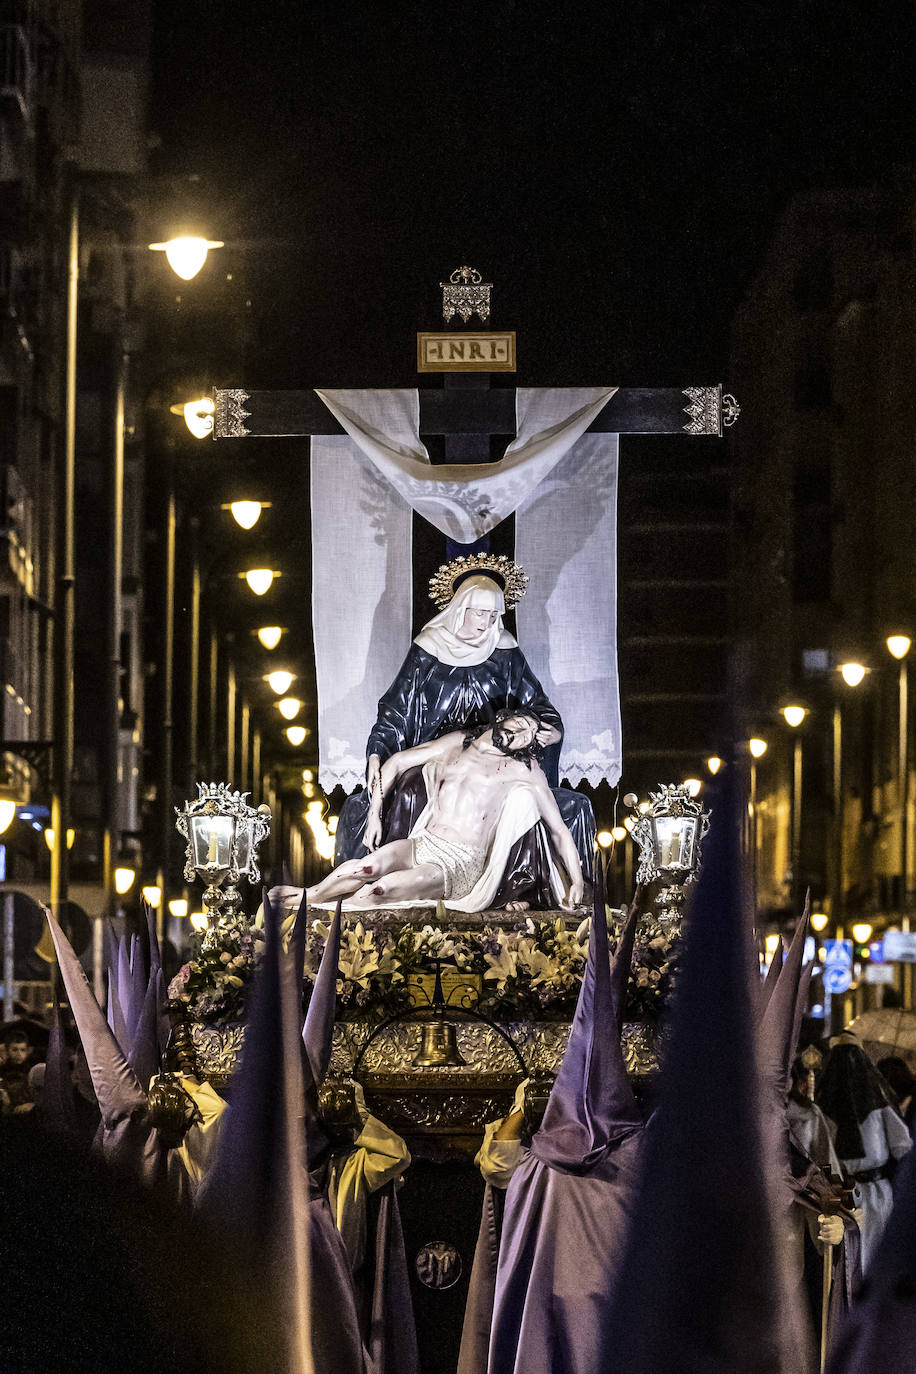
xmin=148 ymin=1 xmax=914 ymax=387
xmin=145 ymin=1 xmax=913 ymax=797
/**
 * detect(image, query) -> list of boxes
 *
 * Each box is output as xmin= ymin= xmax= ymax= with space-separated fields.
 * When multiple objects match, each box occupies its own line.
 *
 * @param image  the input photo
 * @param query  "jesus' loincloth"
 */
xmin=411 ymin=830 xmax=487 ymax=901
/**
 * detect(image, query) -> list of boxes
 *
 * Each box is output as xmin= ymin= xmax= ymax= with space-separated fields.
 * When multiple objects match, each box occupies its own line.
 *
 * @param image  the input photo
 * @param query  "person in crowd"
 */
xmin=815 ymin=1033 xmax=912 ymax=1270
xmin=0 ymin=1030 xmax=37 ymax=1111
xmin=876 ymin=1055 xmax=916 ymax=1136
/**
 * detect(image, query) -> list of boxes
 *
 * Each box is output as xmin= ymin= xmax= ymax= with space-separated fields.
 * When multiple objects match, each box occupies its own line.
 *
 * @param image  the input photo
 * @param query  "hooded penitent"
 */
xmin=303 ymin=901 xmax=419 ymax=1374
xmin=601 ymin=777 xmax=811 ymax=1374
xmin=815 ymin=1037 xmax=911 ymax=1271
xmin=200 ymin=887 xmax=320 ymax=1374
xmin=46 ymin=909 xmax=162 ymax=1183
xmin=826 ymin=1139 xmax=916 ymax=1374
xmin=484 ymin=877 xmax=644 ymax=1374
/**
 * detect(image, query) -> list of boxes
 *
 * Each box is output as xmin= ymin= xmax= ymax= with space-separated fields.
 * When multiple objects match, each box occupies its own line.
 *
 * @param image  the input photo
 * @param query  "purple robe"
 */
xmin=483 ymin=887 xmax=644 ymax=1373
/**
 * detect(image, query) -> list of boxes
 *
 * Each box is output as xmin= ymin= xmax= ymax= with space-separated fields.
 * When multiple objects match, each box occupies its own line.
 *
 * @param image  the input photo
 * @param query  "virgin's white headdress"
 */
xmin=414 ymin=559 xmax=525 ymax=667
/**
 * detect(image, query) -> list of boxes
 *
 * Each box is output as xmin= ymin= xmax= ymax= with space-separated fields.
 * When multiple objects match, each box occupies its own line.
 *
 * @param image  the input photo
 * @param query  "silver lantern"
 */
xmin=175 ymin=783 xmax=271 ymax=934
xmin=626 ymin=784 xmax=710 ymax=927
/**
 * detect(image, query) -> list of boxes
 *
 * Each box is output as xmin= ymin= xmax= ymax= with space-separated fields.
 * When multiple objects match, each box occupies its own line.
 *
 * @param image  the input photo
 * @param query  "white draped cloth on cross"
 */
xmin=309 ymin=387 xmax=622 ymax=794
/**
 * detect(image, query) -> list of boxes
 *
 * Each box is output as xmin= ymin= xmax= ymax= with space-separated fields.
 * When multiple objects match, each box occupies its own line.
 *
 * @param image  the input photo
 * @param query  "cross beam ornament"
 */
xmin=211 ymin=384 xmax=739 ymax=439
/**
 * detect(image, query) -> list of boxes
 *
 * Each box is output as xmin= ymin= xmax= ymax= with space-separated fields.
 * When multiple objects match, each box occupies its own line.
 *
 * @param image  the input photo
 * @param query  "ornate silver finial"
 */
xmin=440 ymin=267 xmax=492 ymax=324
xmin=722 ymin=393 xmax=741 ymax=427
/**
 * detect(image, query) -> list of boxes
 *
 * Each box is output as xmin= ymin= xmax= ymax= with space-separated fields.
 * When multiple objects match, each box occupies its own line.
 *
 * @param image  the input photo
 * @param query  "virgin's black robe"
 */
xmin=334 ymin=644 xmax=595 ymax=896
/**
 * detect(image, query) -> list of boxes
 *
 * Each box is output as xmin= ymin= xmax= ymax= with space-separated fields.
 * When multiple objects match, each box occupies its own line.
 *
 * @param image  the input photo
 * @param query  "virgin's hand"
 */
xmin=366 ymin=754 xmax=382 ymax=792
xmin=535 ymin=723 xmax=561 ymax=748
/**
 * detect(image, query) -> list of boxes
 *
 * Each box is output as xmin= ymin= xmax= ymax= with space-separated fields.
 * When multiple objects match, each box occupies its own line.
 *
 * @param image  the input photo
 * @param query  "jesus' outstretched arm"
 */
xmin=364 ymin=732 xmax=462 ymax=850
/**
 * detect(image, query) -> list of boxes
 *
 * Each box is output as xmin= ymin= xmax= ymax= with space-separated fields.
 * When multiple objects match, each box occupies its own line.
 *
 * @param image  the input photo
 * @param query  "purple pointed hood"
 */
xmin=45 ymin=909 xmax=160 ymax=1180
xmin=601 ymin=775 xmax=812 ymax=1374
xmin=530 ymin=875 xmax=642 ymax=1174
xmin=106 ymin=927 xmax=129 ymax=1048
xmin=200 ymin=887 xmax=314 ymax=1373
xmin=758 ymin=895 xmax=811 ymax=1101
xmin=303 ymin=899 xmax=342 ymax=1087
xmin=36 ymin=981 xmax=77 ymax=1138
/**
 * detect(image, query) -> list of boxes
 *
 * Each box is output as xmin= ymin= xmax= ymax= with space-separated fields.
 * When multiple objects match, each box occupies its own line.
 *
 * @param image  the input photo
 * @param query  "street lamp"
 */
xmin=148 ymin=235 xmax=224 ymax=281
xmin=242 ymin=568 xmax=278 ymax=596
xmin=278 ymin=697 xmax=302 ymax=721
xmin=832 ymin=660 xmax=867 ymax=922
xmin=886 ymin=635 xmax=911 ymax=913
xmin=706 ymin=755 xmax=723 ymax=776
xmin=782 ymin=704 xmax=809 ymax=911
xmin=839 ymin=661 xmax=867 ymax=688
xmin=810 ymin=911 xmax=829 ymax=932
xmin=114 ymin=865 xmax=136 ymax=896
xmin=226 ymin=500 xmax=270 ymax=530
xmin=286 ymin=725 xmax=307 ymax=747
xmin=257 ymin=626 xmax=283 ymax=651
xmin=169 ymin=397 xmax=214 ymax=439
xmin=266 ymin=670 xmax=294 ymax=695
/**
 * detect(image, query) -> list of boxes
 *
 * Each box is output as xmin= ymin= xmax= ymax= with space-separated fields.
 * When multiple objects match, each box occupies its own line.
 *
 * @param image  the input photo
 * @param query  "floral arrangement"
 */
xmin=303 ymin=909 xmax=681 ymax=1027
xmin=167 ymin=908 xmax=681 ymax=1029
xmin=167 ymin=915 xmax=263 ymax=1024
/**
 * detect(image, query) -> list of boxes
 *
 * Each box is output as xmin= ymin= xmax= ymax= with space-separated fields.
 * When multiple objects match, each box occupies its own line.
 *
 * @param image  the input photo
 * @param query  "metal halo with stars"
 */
xmin=427 ymin=554 xmax=529 ymax=612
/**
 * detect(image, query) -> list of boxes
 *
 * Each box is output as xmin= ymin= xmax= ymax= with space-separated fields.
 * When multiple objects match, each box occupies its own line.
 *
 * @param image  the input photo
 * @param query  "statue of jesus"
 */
xmin=305 ymin=711 xmax=585 ymax=913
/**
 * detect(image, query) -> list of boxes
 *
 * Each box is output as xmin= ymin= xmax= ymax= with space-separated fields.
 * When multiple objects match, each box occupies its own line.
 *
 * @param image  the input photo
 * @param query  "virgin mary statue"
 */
xmin=334 ymin=558 xmax=595 ymax=906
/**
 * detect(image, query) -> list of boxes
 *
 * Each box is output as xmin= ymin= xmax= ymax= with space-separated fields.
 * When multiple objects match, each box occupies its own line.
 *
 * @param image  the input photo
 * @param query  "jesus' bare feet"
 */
xmin=505 ymin=900 xmax=530 ymax=912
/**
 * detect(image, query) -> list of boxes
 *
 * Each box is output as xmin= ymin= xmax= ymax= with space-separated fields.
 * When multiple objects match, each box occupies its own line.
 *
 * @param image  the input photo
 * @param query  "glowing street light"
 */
xmin=168 ymin=898 xmax=189 ymax=918
xmin=782 ymin=705 xmax=808 ymax=729
xmin=266 ymin=670 xmax=294 ymax=695
xmin=258 ymin=626 xmax=283 ymax=651
xmin=748 ymin=737 xmax=768 ymax=759
xmin=706 ymin=756 xmax=723 ymax=775
xmin=839 ymin=661 xmax=867 ymax=688
xmin=227 ymin=500 xmax=270 ymax=530
xmin=286 ymin=725 xmax=307 ymax=746
xmin=44 ymin=827 xmax=75 ymax=850
xmin=610 ymin=825 xmax=627 ymax=843
xmin=190 ymin=910 xmax=208 ymax=932
xmin=169 ymin=397 xmax=214 ymax=439
xmin=851 ymin=921 xmax=873 ymax=944
xmin=682 ymin=778 xmax=702 ymax=797
xmin=148 ymin=235 xmax=224 ymax=281
xmin=114 ymin=865 xmax=136 ymax=896
xmin=278 ymin=696 xmax=302 ymax=721
xmin=0 ymin=800 xmax=16 ymax=834
xmin=141 ymin=884 xmax=162 ymax=908
xmin=596 ymin=830 xmax=613 ymax=849
xmin=810 ymin=911 xmax=829 ymax=932
xmin=242 ymin=568 xmax=278 ymax=596
xmin=887 ymin=635 xmax=911 ymax=661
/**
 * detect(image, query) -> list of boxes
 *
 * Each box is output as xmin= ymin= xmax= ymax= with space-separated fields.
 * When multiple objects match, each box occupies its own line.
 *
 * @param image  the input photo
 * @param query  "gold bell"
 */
xmin=412 ymin=1017 xmax=467 ymax=1068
